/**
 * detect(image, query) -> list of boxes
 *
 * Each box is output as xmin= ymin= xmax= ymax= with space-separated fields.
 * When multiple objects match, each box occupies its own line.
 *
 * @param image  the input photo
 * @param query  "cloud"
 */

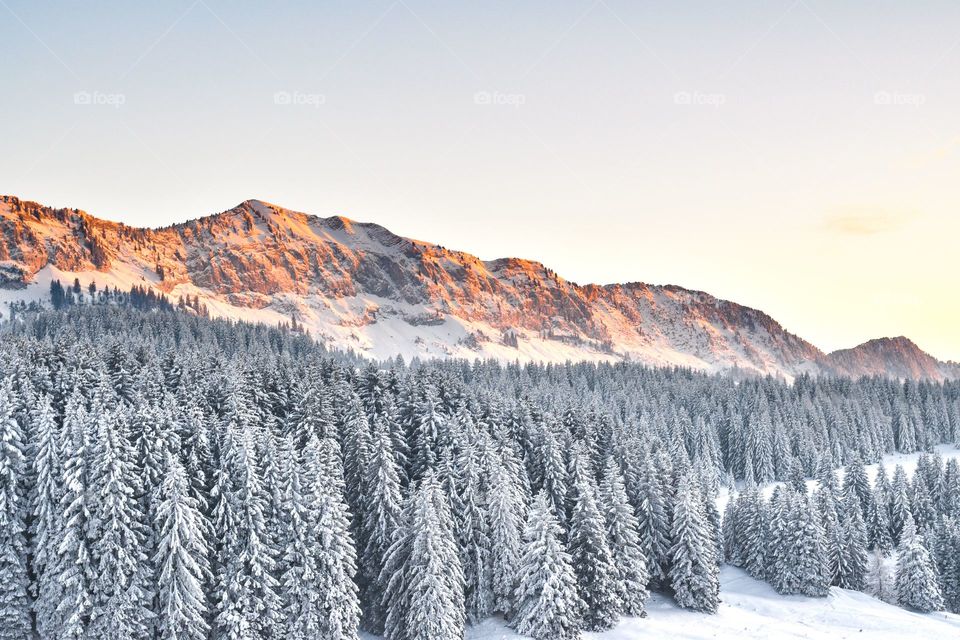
xmin=821 ymin=207 xmax=912 ymax=237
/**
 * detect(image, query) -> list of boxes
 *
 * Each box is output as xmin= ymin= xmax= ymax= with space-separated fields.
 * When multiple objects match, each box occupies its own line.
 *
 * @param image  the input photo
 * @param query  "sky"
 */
xmin=2 ymin=1 xmax=959 ymax=360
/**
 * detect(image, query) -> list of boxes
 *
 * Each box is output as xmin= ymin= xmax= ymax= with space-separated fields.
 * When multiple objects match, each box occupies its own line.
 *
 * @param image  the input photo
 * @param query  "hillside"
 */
xmin=1 ymin=194 xmax=955 ymax=380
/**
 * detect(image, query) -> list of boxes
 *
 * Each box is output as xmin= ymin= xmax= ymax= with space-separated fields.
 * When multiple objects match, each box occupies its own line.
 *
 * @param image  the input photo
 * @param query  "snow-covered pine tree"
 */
xmin=631 ymin=448 xmax=671 ymax=585
xmin=739 ymin=487 xmax=768 ymax=580
xmin=359 ymin=417 xmax=404 ymax=634
xmin=154 ymin=452 xmax=211 ymax=640
xmin=214 ymin=423 xmax=283 ymax=640
xmin=382 ymin=472 xmax=465 ymax=640
xmin=29 ymin=393 xmax=64 ymax=639
xmin=87 ymin=406 xmax=153 ymax=640
xmin=568 ymin=451 xmax=620 ymax=631
xmin=512 ymin=491 xmax=584 ymax=640
xmin=865 ymin=488 xmax=893 ymax=555
xmin=305 ymin=435 xmax=361 ymax=640
xmin=53 ymin=390 xmax=95 ymax=639
xmin=598 ymin=456 xmax=649 ymax=617
xmin=895 ymin=513 xmax=944 ymax=612
xmin=722 ymin=491 xmax=742 ymax=566
xmin=890 ymin=465 xmax=913 ymax=544
xmin=669 ymin=475 xmax=720 ymax=613
xmin=486 ymin=453 xmax=523 ymax=617
xmin=842 ymin=456 xmax=872 ymax=520
xmin=0 ymin=380 xmax=30 ymax=639
xmin=452 ymin=434 xmax=494 ymax=624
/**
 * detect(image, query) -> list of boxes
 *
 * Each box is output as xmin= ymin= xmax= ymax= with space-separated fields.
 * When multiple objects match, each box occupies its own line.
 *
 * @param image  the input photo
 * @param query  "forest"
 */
xmin=0 ymin=303 xmax=959 ymax=640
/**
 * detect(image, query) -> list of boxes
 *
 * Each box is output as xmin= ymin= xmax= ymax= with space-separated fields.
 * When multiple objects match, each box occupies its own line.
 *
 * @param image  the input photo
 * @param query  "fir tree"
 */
xmin=512 ymin=492 xmax=584 ymax=640
xmin=0 ymin=380 xmax=30 ymax=639
xmin=669 ymin=476 xmax=720 ymax=613
xmin=155 ymin=453 xmax=211 ymax=640
xmin=568 ymin=469 xmax=620 ymax=631
xmin=598 ymin=457 xmax=649 ymax=617
xmin=895 ymin=514 xmax=944 ymax=612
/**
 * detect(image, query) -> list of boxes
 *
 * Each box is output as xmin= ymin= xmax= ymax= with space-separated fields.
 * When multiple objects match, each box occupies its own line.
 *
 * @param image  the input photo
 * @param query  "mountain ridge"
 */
xmin=0 ymin=194 xmax=955 ymax=380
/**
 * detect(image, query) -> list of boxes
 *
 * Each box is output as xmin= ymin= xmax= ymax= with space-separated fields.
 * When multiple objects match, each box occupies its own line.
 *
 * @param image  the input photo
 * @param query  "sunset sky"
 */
xmin=2 ymin=1 xmax=959 ymax=359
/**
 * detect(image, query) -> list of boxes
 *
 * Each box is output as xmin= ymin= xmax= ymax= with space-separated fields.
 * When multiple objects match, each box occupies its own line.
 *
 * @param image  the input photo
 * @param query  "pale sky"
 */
xmin=2 ymin=1 xmax=959 ymax=360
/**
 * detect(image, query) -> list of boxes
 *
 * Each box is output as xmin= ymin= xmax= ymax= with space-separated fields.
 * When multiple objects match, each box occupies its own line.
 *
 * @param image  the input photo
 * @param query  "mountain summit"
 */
xmin=0 ymin=195 xmax=954 ymax=380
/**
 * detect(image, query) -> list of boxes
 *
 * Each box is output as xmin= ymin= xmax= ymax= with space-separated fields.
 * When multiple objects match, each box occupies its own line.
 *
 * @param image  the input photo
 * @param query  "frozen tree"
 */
xmin=512 ymin=492 xmax=583 ymax=640
xmin=53 ymin=392 xmax=95 ymax=639
xmin=359 ymin=418 xmax=404 ymax=633
xmin=895 ymin=514 xmax=944 ymax=612
xmin=487 ymin=454 xmax=523 ymax=617
xmin=598 ymin=457 xmax=649 ymax=617
xmin=866 ymin=550 xmax=895 ymax=604
xmin=0 ymin=380 xmax=30 ymax=638
xmin=382 ymin=472 xmax=464 ymax=640
xmin=30 ymin=393 xmax=63 ymax=638
xmin=669 ymin=476 xmax=720 ymax=613
xmin=155 ymin=453 xmax=211 ymax=640
xmin=88 ymin=407 xmax=152 ymax=639
xmin=568 ymin=467 xmax=620 ymax=630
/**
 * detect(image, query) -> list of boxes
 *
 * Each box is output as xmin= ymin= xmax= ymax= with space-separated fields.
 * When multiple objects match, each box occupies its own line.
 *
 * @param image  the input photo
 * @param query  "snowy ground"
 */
xmin=361 ymin=565 xmax=960 ymax=639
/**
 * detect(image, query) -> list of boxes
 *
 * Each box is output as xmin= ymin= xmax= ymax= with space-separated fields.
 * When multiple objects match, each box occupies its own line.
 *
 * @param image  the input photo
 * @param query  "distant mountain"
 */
xmin=0 ymin=195 xmax=954 ymax=380
xmin=822 ymin=337 xmax=960 ymax=382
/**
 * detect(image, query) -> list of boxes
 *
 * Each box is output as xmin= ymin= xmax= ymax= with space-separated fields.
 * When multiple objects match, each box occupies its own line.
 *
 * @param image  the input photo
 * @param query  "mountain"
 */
xmin=823 ymin=336 xmax=960 ymax=381
xmin=0 ymin=194 xmax=954 ymax=380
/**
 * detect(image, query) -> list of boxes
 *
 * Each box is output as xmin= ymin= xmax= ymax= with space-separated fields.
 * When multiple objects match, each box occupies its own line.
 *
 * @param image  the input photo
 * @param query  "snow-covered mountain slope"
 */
xmin=0 ymin=194 xmax=955 ymax=379
xmin=822 ymin=337 xmax=960 ymax=382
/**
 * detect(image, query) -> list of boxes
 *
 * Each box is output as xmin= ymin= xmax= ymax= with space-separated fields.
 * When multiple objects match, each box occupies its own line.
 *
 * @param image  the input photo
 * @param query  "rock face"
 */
xmin=0 ymin=194 xmax=955 ymax=380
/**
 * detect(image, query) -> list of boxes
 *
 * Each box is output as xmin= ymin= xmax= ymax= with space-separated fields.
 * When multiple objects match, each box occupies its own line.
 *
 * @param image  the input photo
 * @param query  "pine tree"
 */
xmin=895 ymin=514 xmax=944 ymax=612
xmin=155 ymin=453 xmax=211 ymax=640
xmin=0 ymin=380 xmax=30 ymax=639
xmin=739 ymin=488 xmax=768 ymax=580
xmin=214 ymin=424 xmax=283 ymax=640
xmin=669 ymin=476 xmax=720 ymax=613
xmin=382 ymin=472 xmax=465 ymax=640
xmin=30 ymin=393 xmax=63 ymax=638
xmin=632 ymin=450 xmax=671 ymax=584
xmin=359 ymin=418 xmax=404 ymax=633
xmin=568 ymin=470 xmax=620 ymax=630
xmin=512 ymin=492 xmax=584 ymax=640
xmin=865 ymin=488 xmax=893 ymax=555
xmin=53 ymin=391 xmax=95 ymax=639
xmin=306 ymin=435 xmax=361 ymax=640
xmin=487 ymin=454 xmax=523 ymax=617
xmin=598 ymin=457 xmax=649 ymax=617
xmin=88 ymin=407 xmax=153 ymax=639
xmin=452 ymin=437 xmax=493 ymax=624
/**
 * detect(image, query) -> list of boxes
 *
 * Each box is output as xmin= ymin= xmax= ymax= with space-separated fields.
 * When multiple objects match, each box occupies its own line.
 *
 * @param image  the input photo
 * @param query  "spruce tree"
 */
xmin=487 ymin=454 xmax=523 ymax=617
xmin=512 ymin=492 xmax=584 ymax=640
xmin=0 ymin=380 xmax=30 ymax=639
xmin=568 ymin=470 xmax=620 ymax=630
xmin=88 ymin=407 xmax=152 ymax=640
xmin=669 ymin=476 xmax=720 ymax=613
xmin=155 ymin=453 xmax=211 ymax=640
xmin=895 ymin=514 xmax=944 ymax=612
xmin=382 ymin=472 xmax=465 ymax=640
xmin=598 ymin=457 xmax=649 ymax=617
